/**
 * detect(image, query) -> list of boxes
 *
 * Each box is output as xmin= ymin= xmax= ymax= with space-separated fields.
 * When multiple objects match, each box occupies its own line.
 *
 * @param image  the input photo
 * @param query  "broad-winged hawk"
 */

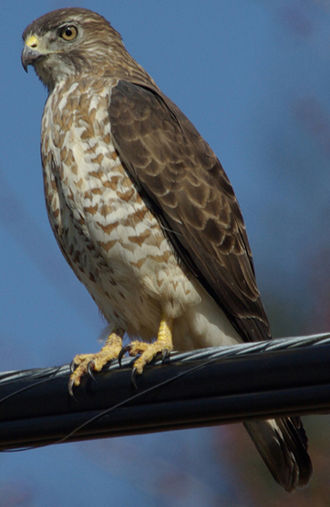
xmin=21 ymin=8 xmax=312 ymax=490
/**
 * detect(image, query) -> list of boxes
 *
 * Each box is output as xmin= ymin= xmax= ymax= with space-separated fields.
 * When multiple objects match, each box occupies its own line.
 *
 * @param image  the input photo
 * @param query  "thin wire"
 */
xmin=57 ymin=356 xmax=211 ymax=443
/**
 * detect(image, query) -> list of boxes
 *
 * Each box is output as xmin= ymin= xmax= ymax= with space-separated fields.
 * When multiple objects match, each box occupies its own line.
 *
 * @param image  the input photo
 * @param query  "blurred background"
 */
xmin=1 ymin=0 xmax=329 ymax=505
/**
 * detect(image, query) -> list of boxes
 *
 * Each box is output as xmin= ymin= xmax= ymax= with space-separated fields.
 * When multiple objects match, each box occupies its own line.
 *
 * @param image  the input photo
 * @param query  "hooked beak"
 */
xmin=21 ymin=35 xmax=42 ymax=72
xmin=21 ymin=45 xmax=42 ymax=72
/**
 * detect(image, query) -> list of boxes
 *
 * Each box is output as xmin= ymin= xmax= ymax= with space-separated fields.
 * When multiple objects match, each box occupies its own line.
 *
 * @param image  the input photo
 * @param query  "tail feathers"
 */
xmin=244 ymin=417 xmax=312 ymax=491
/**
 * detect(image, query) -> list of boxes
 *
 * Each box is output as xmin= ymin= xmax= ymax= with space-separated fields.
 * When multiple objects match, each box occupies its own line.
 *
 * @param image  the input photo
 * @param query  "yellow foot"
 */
xmin=68 ymin=332 xmax=122 ymax=395
xmin=128 ymin=317 xmax=173 ymax=374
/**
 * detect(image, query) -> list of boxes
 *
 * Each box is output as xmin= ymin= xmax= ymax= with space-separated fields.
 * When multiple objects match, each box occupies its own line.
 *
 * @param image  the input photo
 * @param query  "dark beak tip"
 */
xmin=21 ymin=51 xmax=29 ymax=73
xmin=21 ymin=46 xmax=40 ymax=73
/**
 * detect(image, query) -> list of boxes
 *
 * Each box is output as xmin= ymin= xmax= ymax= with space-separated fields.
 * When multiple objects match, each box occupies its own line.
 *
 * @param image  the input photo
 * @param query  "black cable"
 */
xmin=0 ymin=332 xmax=329 ymax=451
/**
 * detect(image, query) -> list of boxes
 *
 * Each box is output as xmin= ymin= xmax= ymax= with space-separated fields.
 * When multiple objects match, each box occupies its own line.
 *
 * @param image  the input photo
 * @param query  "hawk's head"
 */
xmin=21 ymin=8 xmax=124 ymax=90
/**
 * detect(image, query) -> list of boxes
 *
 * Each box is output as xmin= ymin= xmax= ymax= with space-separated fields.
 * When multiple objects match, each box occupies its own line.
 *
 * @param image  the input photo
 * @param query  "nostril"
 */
xmin=25 ymin=35 xmax=39 ymax=49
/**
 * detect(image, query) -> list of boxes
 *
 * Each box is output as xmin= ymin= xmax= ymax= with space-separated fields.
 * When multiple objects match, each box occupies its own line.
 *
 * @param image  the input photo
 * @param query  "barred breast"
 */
xmin=40 ymin=76 xmax=240 ymax=349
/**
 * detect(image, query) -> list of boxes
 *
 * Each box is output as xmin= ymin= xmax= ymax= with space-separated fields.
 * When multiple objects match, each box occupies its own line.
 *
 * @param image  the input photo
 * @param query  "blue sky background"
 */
xmin=0 ymin=1 xmax=329 ymax=505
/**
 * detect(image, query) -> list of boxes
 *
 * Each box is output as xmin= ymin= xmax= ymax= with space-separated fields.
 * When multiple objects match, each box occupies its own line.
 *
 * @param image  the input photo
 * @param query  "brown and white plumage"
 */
xmin=21 ymin=8 xmax=312 ymax=490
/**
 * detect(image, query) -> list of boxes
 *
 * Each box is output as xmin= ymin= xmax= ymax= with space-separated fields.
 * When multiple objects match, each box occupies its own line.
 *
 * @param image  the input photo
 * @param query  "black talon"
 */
xmin=130 ymin=368 xmax=138 ymax=389
xmin=161 ymin=349 xmax=171 ymax=363
xmin=69 ymin=359 xmax=76 ymax=373
xmin=68 ymin=378 xmax=75 ymax=398
xmin=87 ymin=361 xmax=96 ymax=380
xmin=118 ymin=345 xmax=131 ymax=366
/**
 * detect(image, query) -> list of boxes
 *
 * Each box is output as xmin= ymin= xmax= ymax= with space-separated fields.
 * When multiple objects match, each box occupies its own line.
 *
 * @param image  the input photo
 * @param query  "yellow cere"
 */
xmin=25 ymin=35 xmax=39 ymax=49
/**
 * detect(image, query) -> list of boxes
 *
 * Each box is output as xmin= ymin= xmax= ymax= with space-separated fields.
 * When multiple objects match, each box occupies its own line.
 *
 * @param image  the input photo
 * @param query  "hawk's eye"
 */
xmin=60 ymin=25 xmax=78 ymax=41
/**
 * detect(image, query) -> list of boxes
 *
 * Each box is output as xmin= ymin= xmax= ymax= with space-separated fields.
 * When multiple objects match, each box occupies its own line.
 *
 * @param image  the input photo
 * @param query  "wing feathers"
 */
xmin=109 ymin=80 xmax=271 ymax=341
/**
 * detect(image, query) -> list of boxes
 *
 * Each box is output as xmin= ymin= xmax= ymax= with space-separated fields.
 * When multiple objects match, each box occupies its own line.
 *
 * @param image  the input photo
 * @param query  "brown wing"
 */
xmin=109 ymin=80 xmax=271 ymax=342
